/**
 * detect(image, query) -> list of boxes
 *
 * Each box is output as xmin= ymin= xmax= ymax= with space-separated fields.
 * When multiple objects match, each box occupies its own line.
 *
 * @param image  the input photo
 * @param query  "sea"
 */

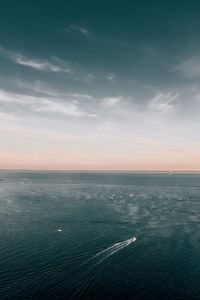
xmin=0 ymin=171 xmax=200 ymax=299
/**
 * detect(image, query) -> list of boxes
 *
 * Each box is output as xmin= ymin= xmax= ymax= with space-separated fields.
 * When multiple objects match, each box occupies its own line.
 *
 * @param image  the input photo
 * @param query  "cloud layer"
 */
xmin=1 ymin=1 xmax=200 ymax=170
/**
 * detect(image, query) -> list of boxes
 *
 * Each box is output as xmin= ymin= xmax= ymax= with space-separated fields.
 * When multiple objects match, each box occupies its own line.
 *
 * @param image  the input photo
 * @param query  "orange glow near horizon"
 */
xmin=1 ymin=120 xmax=200 ymax=172
xmin=1 ymin=149 xmax=200 ymax=171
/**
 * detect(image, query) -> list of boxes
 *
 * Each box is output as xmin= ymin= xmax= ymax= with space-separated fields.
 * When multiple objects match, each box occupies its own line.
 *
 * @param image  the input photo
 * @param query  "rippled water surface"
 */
xmin=1 ymin=171 xmax=200 ymax=299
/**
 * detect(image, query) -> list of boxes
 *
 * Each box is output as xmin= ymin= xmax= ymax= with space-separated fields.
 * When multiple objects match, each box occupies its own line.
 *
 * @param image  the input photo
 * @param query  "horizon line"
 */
xmin=1 ymin=169 xmax=200 ymax=173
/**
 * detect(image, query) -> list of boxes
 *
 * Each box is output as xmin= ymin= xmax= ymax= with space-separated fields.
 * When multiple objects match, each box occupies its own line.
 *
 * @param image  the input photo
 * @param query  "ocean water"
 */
xmin=0 ymin=171 xmax=200 ymax=299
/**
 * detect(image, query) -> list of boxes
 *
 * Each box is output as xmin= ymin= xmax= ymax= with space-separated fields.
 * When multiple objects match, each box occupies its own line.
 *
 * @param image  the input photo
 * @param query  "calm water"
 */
xmin=1 ymin=171 xmax=200 ymax=299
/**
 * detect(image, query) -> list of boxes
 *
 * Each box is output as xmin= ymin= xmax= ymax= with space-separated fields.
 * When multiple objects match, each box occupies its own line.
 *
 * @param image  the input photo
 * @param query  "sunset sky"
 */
xmin=1 ymin=1 xmax=200 ymax=170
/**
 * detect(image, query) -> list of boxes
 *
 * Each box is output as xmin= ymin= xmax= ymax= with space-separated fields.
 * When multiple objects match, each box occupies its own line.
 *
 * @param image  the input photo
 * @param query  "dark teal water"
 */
xmin=1 ymin=171 xmax=200 ymax=299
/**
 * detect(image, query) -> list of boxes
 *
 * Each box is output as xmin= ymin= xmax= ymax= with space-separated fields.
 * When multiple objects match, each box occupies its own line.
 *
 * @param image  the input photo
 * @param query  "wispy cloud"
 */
xmin=176 ymin=56 xmax=200 ymax=78
xmin=67 ymin=25 xmax=89 ymax=36
xmin=103 ymin=97 xmax=121 ymax=106
xmin=0 ymin=46 xmax=117 ymax=83
xmin=12 ymin=79 xmax=59 ymax=96
xmin=148 ymin=92 xmax=178 ymax=113
xmin=36 ymin=99 xmax=96 ymax=117
xmin=0 ymin=89 xmax=97 ymax=118
xmin=11 ymin=54 xmax=70 ymax=73
xmin=105 ymin=74 xmax=115 ymax=81
xmin=0 ymin=46 xmax=70 ymax=73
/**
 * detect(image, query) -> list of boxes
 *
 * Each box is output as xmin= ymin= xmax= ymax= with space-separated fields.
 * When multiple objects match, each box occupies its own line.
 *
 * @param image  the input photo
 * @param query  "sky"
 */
xmin=1 ymin=0 xmax=200 ymax=170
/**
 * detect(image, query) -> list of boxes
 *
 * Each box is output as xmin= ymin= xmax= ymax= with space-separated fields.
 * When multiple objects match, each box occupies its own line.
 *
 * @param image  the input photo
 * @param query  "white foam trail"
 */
xmin=88 ymin=236 xmax=136 ymax=266
xmin=64 ymin=236 xmax=137 ymax=298
xmin=70 ymin=236 xmax=137 ymax=274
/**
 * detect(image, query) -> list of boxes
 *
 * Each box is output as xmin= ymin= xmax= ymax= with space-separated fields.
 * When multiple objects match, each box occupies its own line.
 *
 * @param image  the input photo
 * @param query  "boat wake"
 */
xmin=88 ymin=236 xmax=136 ymax=266
xmin=1 ymin=236 xmax=136 ymax=299
xmin=62 ymin=236 xmax=137 ymax=299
